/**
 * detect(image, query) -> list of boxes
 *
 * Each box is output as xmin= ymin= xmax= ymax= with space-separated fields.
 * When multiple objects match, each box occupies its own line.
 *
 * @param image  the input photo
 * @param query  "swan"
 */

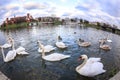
xmin=1 ymin=37 xmax=13 ymax=48
xmin=99 ymin=35 xmax=112 ymax=43
xmin=99 ymin=41 xmax=111 ymax=50
xmin=55 ymin=36 xmax=67 ymax=49
xmin=41 ymin=45 xmax=70 ymax=61
xmin=78 ymin=38 xmax=91 ymax=47
xmin=99 ymin=38 xmax=112 ymax=43
xmin=76 ymin=54 xmax=106 ymax=77
xmin=106 ymin=34 xmax=112 ymax=43
xmin=107 ymin=39 xmax=112 ymax=43
xmin=16 ymin=46 xmax=29 ymax=55
xmin=99 ymin=38 xmax=107 ymax=44
xmin=37 ymin=40 xmax=56 ymax=53
xmin=10 ymin=38 xmax=29 ymax=55
xmin=0 ymin=38 xmax=16 ymax=62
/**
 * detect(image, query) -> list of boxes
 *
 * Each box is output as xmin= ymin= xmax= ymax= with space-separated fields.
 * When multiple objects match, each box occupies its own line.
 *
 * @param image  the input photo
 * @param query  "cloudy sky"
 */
xmin=0 ymin=0 xmax=120 ymax=27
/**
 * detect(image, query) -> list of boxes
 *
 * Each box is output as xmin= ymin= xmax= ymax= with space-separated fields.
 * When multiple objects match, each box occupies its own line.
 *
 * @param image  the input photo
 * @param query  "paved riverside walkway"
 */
xmin=1 ymin=70 xmax=120 ymax=80
xmin=0 ymin=71 xmax=10 ymax=80
xmin=109 ymin=71 xmax=120 ymax=80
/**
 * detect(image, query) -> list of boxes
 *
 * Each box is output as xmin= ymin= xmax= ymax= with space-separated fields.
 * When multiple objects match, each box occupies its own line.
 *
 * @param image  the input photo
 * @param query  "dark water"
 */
xmin=0 ymin=24 xmax=120 ymax=80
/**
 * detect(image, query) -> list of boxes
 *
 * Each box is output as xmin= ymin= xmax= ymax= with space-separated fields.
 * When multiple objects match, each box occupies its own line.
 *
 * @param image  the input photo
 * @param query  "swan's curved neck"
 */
xmin=100 ymin=41 xmax=104 ymax=47
xmin=1 ymin=47 xmax=6 ymax=61
xmin=38 ymin=41 xmax=45 ymax=57
xmin=11 ymin=39 xmax=15 ymax=50
xmin=42 ymin=47 xmax=45 ymax=57
xmin=38 ymin=42 xmax=43 ymax=49
xmin=57 ymin=37 xmax=59 ymax=42
xmin=7 ymin=39 xmax=11 ymax=44
xmin=78 ymin=40 xmax=82 ymax=43
xmin=77 ymin=57 xmax=88 ymax=70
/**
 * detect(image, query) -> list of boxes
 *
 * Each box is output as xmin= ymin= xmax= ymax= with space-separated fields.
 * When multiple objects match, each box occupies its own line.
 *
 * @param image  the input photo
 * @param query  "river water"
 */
xmin=0 ymin=24 xmax=120 ymax=80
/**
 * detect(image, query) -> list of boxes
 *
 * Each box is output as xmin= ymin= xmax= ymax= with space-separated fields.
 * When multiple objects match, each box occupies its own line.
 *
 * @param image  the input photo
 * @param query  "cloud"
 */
xmin=6 ymin=4 xmax=19 ymax=10
xmin=0 ymin=7 xmax=7 ymax=16
xmin=76 ymin=0 xmax=120 ymax=17
xmin=0 ymin=0 xmax=14 ymax=6
xmin=46 ymin=7 xmax=56 ymax=13
xmin=60 ymin=0 xmax=68 ymax=2
xmin=0 ymin=0 xmax=120 ymax=27
xmin=23 ymin=2 xmax=48 ymax=10
xmin=75 ymin=0 xmax=120 ymax=26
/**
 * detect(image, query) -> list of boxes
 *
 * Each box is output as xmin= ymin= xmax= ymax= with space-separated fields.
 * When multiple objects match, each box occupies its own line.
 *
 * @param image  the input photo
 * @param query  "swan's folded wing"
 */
xmin=5 ymin=50 xmax=16 ymax=62
xmin=90 ymin=62 xmax=106 ymax=75
xmin=2 ymin=43 xmax=12 ymax=48
xmin=87 ymin=58 xmax=101 ymax=63
xmin=81 ymin=61 xmax=105 ymax=77
xmin=18 ymin=51 xmax=29 ymax=55
xmin=45 ymin=45 xmax=56 ymax=50
xmin=16 ymin=46 xmax=25 ymax=53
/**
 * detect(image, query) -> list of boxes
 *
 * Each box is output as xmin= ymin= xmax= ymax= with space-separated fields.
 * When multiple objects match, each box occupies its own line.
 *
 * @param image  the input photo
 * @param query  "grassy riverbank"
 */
xmin=0 ymin=22 xmax=28 ymax=30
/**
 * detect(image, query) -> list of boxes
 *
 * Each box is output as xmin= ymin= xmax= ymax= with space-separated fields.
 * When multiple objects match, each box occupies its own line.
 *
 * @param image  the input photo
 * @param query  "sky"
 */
xmin=0 ymin=0 xmax=120 ymax=27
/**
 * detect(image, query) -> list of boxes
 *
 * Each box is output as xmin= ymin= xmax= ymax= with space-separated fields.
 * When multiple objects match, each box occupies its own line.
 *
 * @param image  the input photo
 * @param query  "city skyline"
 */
xmin=0 ymin=0 xmax=120 ymax=26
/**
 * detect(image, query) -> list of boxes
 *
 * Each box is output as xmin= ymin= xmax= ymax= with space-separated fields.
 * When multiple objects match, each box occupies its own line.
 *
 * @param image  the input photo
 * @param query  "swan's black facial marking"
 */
xmin=78 ymin=56 xmax=83 ymax=61
xmin=79 ymin=56 xmax=82 ymax=59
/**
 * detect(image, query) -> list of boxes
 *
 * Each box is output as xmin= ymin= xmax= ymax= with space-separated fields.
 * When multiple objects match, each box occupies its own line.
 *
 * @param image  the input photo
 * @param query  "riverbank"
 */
xmin=0 ymin=71 xmax=10 ymax=80
xmin=109 ymin=71 xmax=120 ymax=80
xmin=83 ymin=23 xmax=120 ymax=35
xmin=0 ymin=22 xmax=28 ymax=30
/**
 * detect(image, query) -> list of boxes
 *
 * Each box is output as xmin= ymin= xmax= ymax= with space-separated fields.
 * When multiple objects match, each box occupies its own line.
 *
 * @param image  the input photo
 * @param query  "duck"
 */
xmin=99 ymin=41 xmax=111 ymax=50
xmin=0 ymin=38 xmax=16 ymax=62
xmin=37 ymin=40 xmax=56 ymax=53
xmin=40 ymin=45 xmax=70 ymax=61
xmin=55 ymin=36 xmax=67 ymax=49
xmin=78 ymin=38 xmax=91 ymax=47
xmin=76 ymin=54 xmax=106 ymax=77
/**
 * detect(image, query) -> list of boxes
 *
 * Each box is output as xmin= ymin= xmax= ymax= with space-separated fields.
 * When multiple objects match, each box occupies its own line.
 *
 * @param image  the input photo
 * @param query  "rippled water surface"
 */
xmin=0 ymin=24 xmax=120 ymax=80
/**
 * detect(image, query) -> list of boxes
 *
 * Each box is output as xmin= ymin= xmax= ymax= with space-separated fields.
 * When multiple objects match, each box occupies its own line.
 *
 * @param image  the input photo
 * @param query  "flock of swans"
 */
xmin=0 ymin=35 xmax=112 ymax=77
xmin=0 ymin=37 xmax=29 ymax=62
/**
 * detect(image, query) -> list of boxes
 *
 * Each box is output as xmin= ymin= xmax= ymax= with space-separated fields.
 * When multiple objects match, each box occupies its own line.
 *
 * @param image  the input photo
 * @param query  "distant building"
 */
xmin=1 ymin=13 xmax=33 ymax=27
xmin=37 ymin=17 xmax=60 ymax=22
xmin=26 ymin=13 xmax=33 ymax=23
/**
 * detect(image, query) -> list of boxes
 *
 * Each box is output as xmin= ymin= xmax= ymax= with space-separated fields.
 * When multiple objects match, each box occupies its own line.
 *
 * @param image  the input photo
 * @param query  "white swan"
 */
xmin=78 ymin=39 xmax=91 ymax=47
xmin=1 ymin=37 xmax=12 ymax=48
xmin=106 ymin=34 xmax=112 ymax=43
xmin=107 ymin=39 xmax=112 ymax=43
xmin=41 ymin=45 xmax=70 ymax=61
xmin=99 ymin=35 xmax=112 ymax=43
xmin=16 ymin=46 xmax=29 ymax=55
xmin=37 ymin=40 xmax=56 ymax=53
xmin=99 ymin=38 xmax=112 ymax=43
xmin=10 ymin=38 xmax=29 ymax=55
xmin=55 ymin=36 xmax=67 ymax=49
xmin=0 ymin=38 xmax=16 ymax=62
xmin=99 ymin=38 xmax=107 ymax=44
xmin=76 ymin=55 xmax=106 ymax=77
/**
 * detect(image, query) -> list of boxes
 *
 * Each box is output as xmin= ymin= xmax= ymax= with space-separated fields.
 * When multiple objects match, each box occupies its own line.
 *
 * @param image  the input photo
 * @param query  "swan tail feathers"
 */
xmin=102 ymin=69 xmax=106 ymax=73
xmin=64 ymin=55 xmax=71 ymax=58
